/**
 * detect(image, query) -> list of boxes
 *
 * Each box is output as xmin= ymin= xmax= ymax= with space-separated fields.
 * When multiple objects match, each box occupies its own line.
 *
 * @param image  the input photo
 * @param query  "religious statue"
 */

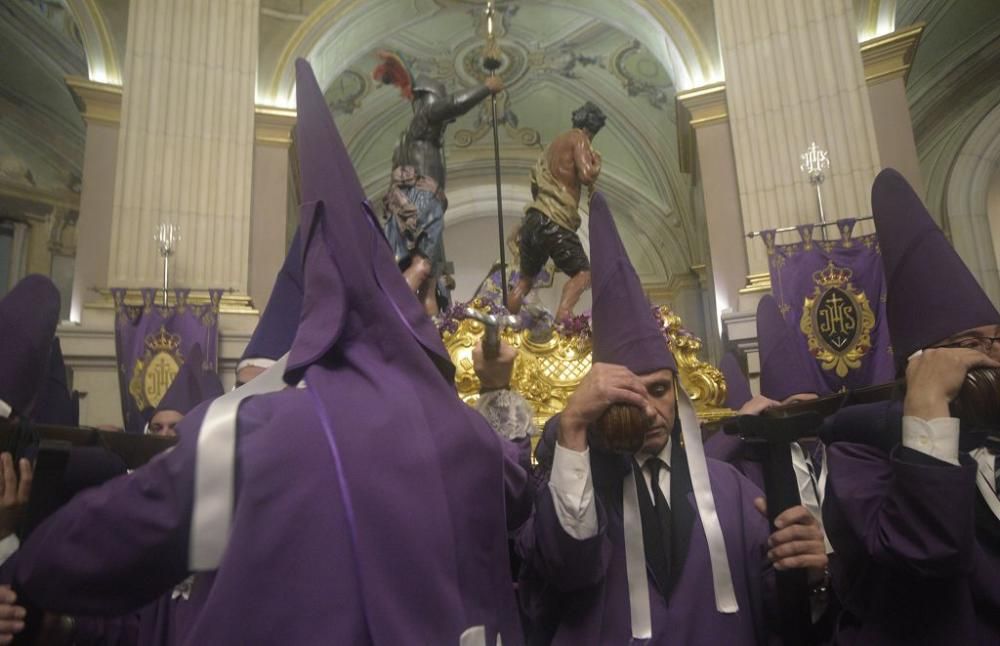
xmin=507 ymin=102 xmax=606 ymax=322
xmin=373 ymin=50 xmax=503 ymax=315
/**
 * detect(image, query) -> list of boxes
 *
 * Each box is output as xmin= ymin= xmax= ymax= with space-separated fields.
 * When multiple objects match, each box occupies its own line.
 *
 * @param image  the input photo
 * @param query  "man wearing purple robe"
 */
xmin=720 ymin=351 xmax=754 ymax=411
xmin=706 ymin=295 xmax=832 ymax=500
xmin=0 ymin=274 xmax=60 ymax=640
xmin=235 ymin=231 xmax=303 ymax=386
xmin=821 ymin=168 xmax=1000 ymax=645
xmin=518 ymin=192 xmax=827 ymax=644
xmin=148 ymin=344 xmax=224 ymax=437
xmin=32 ymin=338 xmax=80 ymax=427
xmin=0 ymin=59 xmax=531 ymax=645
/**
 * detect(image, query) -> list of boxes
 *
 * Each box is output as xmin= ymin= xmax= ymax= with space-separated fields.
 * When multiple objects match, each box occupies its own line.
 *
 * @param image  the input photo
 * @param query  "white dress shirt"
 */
xmin=901 ymin=416 xmax=960 ymax=465
xmin=549 ymin=440 xmax=672 ymax=540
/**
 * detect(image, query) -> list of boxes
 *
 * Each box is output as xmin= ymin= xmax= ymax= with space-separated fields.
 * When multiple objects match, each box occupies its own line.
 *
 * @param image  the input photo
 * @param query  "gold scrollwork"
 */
xmin=442 ymin=303 xmax=733 ymax=426
xmin=128 ymin=326 xmax=184 ymax=410
xmin=800 ymin=262 xmax=877 ymax=378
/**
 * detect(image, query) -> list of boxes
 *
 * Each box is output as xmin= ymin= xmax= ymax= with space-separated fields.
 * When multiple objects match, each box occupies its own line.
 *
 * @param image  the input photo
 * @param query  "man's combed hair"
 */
xmin=571 ymin=102 xmax=607 ymax=135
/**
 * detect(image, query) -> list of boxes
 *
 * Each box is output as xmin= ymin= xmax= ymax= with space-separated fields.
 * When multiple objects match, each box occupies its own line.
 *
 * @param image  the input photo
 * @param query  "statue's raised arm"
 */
xmin=375 ymin=51 xmax=502 ymax=315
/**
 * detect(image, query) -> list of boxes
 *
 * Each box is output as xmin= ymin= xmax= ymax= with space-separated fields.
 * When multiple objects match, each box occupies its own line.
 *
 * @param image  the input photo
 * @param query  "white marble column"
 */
xmin=249 ymin=107 xmax=296 ymax=310
xmin=716 ymin=0 xmax=882 ymax=274
xmin=862 ymin=25 xmax=925 ymax=198
xmin=108 ymin=0 xmax=259 ymax=291
xmin=66 ymin=77 xmax=121 ymax=322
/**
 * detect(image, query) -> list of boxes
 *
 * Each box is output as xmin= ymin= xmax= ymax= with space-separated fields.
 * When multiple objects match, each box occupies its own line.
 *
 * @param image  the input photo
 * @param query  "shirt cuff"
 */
xmin=548 ymin=443 xmax=598 ymax=539
xmin=0 ymin=534 xmax=19 ymax=565
xmin=902 ymin=416 xmax=960 ymax=466
xmin=236 ymin=357 xmax=276 ymax=374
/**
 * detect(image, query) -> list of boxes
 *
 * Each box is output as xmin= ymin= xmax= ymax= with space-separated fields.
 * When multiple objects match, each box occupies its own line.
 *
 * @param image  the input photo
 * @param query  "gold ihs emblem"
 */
xmin=800 ymin=262 xmax=876 ymax=378
xmin=129 ymin=326 xmax=183 ymax=410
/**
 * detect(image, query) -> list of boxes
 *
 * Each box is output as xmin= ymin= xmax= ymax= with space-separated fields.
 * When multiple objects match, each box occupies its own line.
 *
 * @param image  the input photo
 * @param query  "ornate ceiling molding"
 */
xmin=860 ymin=22 xmax=924 ymax=85
xmin=65 ymin=0 xmax=122 ymax=84
xmin=65 ymin=75 xmax=122 ymax=125
xmin=264 ymin=0 xmax=718 ymax=106
xmin=254 ymin=106 xmax=297 ymax=147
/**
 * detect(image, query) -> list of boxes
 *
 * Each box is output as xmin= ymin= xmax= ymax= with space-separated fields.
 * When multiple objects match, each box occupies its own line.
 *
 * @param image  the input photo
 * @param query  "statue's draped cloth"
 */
xmin=526 ymin=153 xmax=581 ymax=232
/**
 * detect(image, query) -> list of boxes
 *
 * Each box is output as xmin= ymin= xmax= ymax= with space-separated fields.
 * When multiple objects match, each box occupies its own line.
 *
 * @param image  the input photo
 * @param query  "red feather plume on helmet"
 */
xmin=372 ymin=50 xmax=414 ymax=101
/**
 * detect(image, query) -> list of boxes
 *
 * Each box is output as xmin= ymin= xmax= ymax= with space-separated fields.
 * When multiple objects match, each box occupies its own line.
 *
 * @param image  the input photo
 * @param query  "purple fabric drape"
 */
xmin=112 ymin=289 xmax=222 ymax=432
xmin=762 ymin=220 xmax=895 ymax=392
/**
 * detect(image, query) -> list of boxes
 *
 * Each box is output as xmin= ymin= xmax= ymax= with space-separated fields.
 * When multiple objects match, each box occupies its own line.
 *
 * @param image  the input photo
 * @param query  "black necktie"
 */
xmin=636 ymin=457 xmax=672 ymax=597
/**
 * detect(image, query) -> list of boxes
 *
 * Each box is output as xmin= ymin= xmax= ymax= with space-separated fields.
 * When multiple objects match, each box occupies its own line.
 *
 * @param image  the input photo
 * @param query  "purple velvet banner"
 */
xmin=763 ymin=220 xmax=895 ymax=392
xmin=112 ymin=289 xmax=222 ymax=433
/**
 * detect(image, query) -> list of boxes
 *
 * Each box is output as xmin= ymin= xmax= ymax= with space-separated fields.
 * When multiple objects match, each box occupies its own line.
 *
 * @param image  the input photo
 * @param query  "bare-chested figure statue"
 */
xmin=508 ymin=102 xmax=605 ymax=322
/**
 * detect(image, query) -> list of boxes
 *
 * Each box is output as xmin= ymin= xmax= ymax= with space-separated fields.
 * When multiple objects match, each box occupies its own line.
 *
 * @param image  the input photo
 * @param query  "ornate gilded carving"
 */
xmin=442 ymin=301 xmax=733 ymax=426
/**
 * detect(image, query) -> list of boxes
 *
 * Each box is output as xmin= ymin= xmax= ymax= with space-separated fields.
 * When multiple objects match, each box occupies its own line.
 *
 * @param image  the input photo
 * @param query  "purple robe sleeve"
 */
xmin=0 ymin=421 xmax=198 ymax=616
xmin=70 ymin=614 xmax=141 ymax=646
xmin=526 ymin=486 xmax=612 ymax=592
xmin=824 ymin=441 xmax=978 ymax=577
xmin=502 ymin=435 xmax=534 ymax=532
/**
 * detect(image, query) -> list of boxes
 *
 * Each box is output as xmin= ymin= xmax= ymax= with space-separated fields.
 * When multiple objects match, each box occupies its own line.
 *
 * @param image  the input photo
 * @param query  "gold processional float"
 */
xmin=438 ymin=299 xmax=735 ymax=434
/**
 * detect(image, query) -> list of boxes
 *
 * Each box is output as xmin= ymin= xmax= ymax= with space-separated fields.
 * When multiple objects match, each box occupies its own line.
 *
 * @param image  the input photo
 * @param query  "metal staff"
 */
xmin=800 ymin=142 xmax=830 ymax=241
xmin=483 ymin=1 xmax=508 ymax=309
xmin=154 ymin=223 xmax=180 ymax=307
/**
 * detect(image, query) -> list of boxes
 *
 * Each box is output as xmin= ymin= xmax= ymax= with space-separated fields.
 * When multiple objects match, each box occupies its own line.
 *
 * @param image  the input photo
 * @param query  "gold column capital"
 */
xmin=738 ymin=272 xmax=772 ymax=294
xmin=65 ymin=75 xmax=123 ymax=126
xmin=676 ymin=82 xmax=729 ymax=128
xmin=861 ymin=22 xmax=925 ymax=86
xmin=676 ymin=82 xmax=728 ymax=173
xmin=86 ymin=288 xmax=259 ymax=315
xmin=255 ymin=106 xmax=297 ymax=147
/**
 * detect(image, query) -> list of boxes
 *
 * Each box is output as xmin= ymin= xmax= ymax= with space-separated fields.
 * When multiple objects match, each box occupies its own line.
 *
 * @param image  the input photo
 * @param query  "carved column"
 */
xmin=249 ymin=107 xmax=296 ymax=310
xmin=108 ymin=0 xmax=259 ymax=292
xmin=862 ymin=24 xmax=925 ymax=197
xmin=676 ymin=83 xmax=748 ymax=351
xmin=65 ymin=76 xmax=122 ymax=322
xmin=715 ymin=0 xmax=883 ymax=276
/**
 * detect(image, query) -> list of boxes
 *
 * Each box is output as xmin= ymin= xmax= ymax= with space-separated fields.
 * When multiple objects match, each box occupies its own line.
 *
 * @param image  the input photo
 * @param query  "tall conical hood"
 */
xmin=757 ymin=295 xmax=830 ymax=401
xmin=589 ymin=192 xmax=740 ymax=617
xmin=589 ymin=192 xmax=675 ymax=374
xmin=873 ymin=168 xmax=1000 ymax=368
xmin=155 ymin=344 xmax=224 ymax=416
xmin=719 ymin=352 xmax=752 ymax=410
xmin=32 ymin=337 xmax=79 ymax=426
xmin=284 ymin=59 xmax=453 ymax=385
xmin=0 ymin=274 xmax=61 ymax=416
xmin=241 ymin=231 xmax=304 ymax=364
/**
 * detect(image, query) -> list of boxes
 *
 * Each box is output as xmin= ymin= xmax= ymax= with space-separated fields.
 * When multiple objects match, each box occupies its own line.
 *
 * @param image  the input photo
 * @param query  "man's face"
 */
xmin=637 ymin=369 xmax=677 ymax=456
xmin=148 ymin=410 xmax=184 ymax=437
xmin=932 ymin=324 xmax=1000 ymax=362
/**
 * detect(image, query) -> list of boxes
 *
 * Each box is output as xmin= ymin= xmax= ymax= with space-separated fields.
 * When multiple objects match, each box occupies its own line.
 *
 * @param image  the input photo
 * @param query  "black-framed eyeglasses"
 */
xmin=936 ymin=336 xmax=1000 ymax=353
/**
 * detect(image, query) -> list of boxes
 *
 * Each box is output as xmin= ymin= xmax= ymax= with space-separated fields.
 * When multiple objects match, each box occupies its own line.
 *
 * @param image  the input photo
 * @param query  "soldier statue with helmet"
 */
xmin=374 ymin=51 xmax=503 ymax=315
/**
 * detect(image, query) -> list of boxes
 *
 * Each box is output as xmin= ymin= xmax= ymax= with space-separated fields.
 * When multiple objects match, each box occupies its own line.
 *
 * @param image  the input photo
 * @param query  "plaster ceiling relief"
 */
xmin=260 ymin=0 xmax=720 ymax=106
xmin=0 ymin=1 xmax=86 ymax=204
xmin=314 ymin=8 xmax=696 ymax=280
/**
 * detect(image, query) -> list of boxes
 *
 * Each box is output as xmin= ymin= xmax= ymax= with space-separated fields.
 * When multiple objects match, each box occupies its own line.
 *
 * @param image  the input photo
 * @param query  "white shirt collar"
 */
xmin=634 ymin=437 xmax=672 ymax=471
xmin=0 ymin=399 xmax=11 ymax=420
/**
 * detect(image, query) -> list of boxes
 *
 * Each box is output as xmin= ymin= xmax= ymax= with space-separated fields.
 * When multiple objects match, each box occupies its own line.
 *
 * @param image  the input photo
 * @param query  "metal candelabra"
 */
xmin=154 ymin=223 xmax=180 ymax=306
xmin=800 ymin=141 xmax=830 ymax=240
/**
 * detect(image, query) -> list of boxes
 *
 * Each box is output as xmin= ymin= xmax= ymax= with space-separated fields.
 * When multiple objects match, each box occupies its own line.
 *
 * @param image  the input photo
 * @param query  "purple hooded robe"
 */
xmin=821 ymin=169 xmax=1000 ymax=644
xmin=0 ymin=59 xmax=531 ymax=646
xmin=519 ymin=193 xmax=776 ymax=645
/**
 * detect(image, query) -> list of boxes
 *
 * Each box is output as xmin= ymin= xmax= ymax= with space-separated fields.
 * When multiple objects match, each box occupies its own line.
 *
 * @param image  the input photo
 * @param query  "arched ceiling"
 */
xmin=296 ymin=1 xmax=702 ymax=282
xmin=895 ymin=0 xmax=1000 ymax=224
xmin=0 ymin=1 xmax=86 ymax=215
xmin=4 ymin=0 xmax=997 ymax=296
xmin=258 ymin=0 xmax=722 ymax=109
